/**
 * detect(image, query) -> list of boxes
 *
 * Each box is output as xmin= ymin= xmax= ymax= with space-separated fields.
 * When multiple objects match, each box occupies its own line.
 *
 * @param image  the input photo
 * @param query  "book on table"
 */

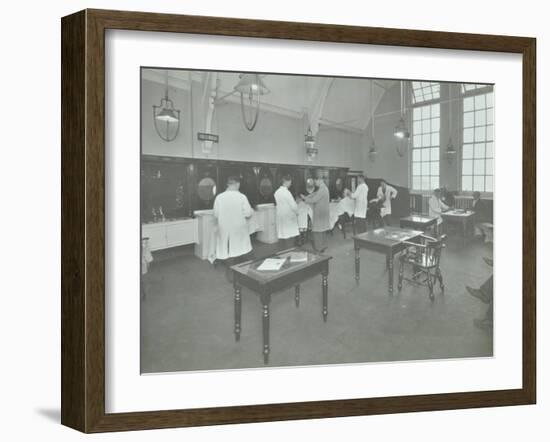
xmin=289 ymin=251 xmax=308 ymax=263
xmin=256 ymin=258 xmax=287 ymax=271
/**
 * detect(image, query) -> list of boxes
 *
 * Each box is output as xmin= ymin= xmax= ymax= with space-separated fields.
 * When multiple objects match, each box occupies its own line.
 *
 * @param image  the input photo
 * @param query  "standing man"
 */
xmin=373 ymin=179 xmax=398 ymax=225
xmin=301 ymin=175 xmax=330 ymax=252
xmin=351 ymin=174 xmax=369 ymax=234
xmin=428 ymin=188 xmax=449 ymax=235
xmin=213 ymin=176 xmax=254 ymax=279
xmin=274 ymin=175 xmax=299 ymax=249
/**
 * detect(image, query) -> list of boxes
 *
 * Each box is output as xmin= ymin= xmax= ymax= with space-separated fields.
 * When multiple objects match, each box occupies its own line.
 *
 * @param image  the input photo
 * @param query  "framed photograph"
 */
xmin=61 ymin=9 xmax=536 ymax=433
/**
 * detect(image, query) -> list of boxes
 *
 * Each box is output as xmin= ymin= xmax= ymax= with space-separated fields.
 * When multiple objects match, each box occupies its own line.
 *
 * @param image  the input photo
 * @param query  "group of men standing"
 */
xmin=211 ymin=172 xmax=399 ymax=274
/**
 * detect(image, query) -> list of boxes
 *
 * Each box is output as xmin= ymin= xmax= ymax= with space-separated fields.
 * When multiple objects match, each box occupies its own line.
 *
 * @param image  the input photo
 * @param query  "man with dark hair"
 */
xmin=274 ymin=174 xmax=299 ymax=249
xmin=351 ymin=174 xmax=369 ymax=234
xmin=301 ymin=174 xmax=330 ymax=252
xmin=373 ymin=178 xmax=398 ymax=226
xmin=213 ymin=175 xmax=254 ymax=279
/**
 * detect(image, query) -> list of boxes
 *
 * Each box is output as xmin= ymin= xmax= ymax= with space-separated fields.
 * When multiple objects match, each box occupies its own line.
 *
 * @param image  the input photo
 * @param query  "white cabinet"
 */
xmin=142 ymin=219 xmax=198 ymax=251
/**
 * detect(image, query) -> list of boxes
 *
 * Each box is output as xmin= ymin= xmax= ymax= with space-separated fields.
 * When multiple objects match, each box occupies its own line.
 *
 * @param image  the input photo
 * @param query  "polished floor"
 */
xmin=140 ymin=227 xmax=493 ymax=373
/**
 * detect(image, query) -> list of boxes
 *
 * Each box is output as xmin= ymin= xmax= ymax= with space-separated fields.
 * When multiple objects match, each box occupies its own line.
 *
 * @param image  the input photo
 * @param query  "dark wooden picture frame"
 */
xmin=61 ymin=9 xmax=536 ymax=433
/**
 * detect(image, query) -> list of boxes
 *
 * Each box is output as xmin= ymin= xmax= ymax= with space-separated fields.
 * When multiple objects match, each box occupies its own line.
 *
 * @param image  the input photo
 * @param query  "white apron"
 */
xmin=213 ymin=190 xmax=253 ymax=260
xmin=274 ymin=186 xmax=299 ymax=239
xmin=377 ymin=184 xmax=398 ymax=217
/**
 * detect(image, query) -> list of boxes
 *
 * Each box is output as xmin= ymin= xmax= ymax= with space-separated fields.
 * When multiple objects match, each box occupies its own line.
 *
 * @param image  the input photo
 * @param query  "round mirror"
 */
xmin=197 ymin=177 xmax=216 ymax=201
xmin=259 ymin=177 xmax=273 ymax=197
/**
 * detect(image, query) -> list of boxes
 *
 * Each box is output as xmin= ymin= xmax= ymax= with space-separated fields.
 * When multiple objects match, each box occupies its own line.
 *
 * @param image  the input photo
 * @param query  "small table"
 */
xmin=353 ymin=227 xmax=423 ymax=295
xmin=231 ymin=249 xmax=332 ymax=364
xmin=441 ymin=210 xmax=475 ymax=243
xmin=400 ymin=215 xmax=438 ymax=233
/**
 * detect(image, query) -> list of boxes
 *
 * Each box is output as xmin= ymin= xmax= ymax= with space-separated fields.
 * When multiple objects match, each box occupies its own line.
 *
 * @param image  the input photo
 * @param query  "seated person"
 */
xmin=336 ymin=188 xmax=355 ymax=230
xmin=472 ymin=191 xmax=493 ymax=243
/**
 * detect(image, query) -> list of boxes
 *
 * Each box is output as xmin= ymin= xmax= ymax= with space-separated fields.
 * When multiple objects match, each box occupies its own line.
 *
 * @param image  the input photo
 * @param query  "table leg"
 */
xmin=295 ymin=284 xmax=300 ymax=308
xmin=354 ymin=246 xmax=360 ymax=285
xmin=322 ymin=271 xmax=328 ymax=322
xmin=234 ymin=282 xmax=241 ymax=342
xmin=388 ymin=252 xmax=394 ymax=295
xmin=261 ymin=293 xmax=270 ymax=365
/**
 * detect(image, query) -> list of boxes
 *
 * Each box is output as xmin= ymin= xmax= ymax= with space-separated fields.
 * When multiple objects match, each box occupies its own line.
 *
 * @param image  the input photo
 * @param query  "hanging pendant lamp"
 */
xmin=234 ymin=73 xmax=269 ymax=131
xmin=153 ymin=71 xmax=181 ymax=142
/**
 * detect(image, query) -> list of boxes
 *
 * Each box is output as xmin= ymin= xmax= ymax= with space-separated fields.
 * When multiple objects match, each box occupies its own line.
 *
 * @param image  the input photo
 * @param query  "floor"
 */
xmin=140 ymin=225 xmax=493 ymax=373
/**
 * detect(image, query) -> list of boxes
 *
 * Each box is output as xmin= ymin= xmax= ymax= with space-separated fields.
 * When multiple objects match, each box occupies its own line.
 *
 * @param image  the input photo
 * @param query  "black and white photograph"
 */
xmin=140 ymin=68 xmax=495 ymax=372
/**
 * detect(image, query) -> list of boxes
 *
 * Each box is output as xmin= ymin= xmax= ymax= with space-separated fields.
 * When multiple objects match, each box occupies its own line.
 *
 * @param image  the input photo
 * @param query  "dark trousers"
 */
xmin=355 ymin=217 xmax=367 ymax=234
xmin=311 ymin=231 xmax=327 ymax=252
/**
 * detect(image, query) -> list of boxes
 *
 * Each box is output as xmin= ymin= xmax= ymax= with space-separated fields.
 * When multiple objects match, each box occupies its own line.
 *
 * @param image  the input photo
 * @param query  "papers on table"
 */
xmin=289 ymin=251 xmax=308 ymax=263
xmin=256 ymin=258 xmax=287 ymax=271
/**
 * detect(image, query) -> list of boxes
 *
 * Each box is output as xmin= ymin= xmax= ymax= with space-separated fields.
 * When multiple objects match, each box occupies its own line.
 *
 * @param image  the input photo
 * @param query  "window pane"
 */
xmin=463 ymin=176 xmax=473 ymax=191
xmin=422 ymin=119 xmax=430 ymax=132
xmin=422 ymin=148 xmax=430 ymax=161
xmin=431 ymin=161 xmax=439 ymax=175
xmin=474 ymin=143 xmax=485 ymax=158
xmin=464 ymin=111 xmax=474 ymax=128
xmin=414 ymin=107 xmax=422 ymax=121
xmin=431 ymin=132 xmax=440 ymax=146
xmin=475 ymin=110 xmax=486 ymax=126
xmin=486 ymin=142 xmax=494 ymax=158
xmin=473 ymin=176 xmax=484 ymax=191
xmin=413 ymin=162 xmax=421 ymax=175
xmin=474 ymin=159 xmax=485 ymax=174
xmin=475 ymin=94 xmax=485 ymax=109
xmin=485 ymin=176 xmax=494 ymax=192
xmin=414 ymin=135 xmax=421 ymax=147
xmin=413 ymin=177 xmax=421 ymax=190
xmin=475 ymin=126 xmax=486 ymax=141
xmin=464 ymin=128 xmax=474 ymax=143
xmin=487 ymin=108 xmax=494 ymax=124
xmin=463 ymin=144 xmax=473 ymax=159
xmin=413 ymin=149 xmax=421 ymax=161
xmin=422 ymin=106 xmax=430 ymax=119
xmin=463 ymin=159 xmax=473 ymax=174
xmin=421 ymin=134 xmax=429 ymax=147
xmin=486 ymin=125 xmax=494 ymax=141
xmin=431 ymin=104 xmax=440 ymax=117
xmin=430 ymin=148 xmax=439 ymax=161
xmin=432 ymin=117 xmax=440 ymax=132
xmin=421 ymin=177 xmax=430 ymax=190
xmin=486 ymin=159 xmax=494 ymax=175
xmin=414 ymin=121 xmax=422 ymax=133
xmin=487 ymin=92 xmax=494 ymax=107
xmin=464 ymin=97 xmax=474 ymax=112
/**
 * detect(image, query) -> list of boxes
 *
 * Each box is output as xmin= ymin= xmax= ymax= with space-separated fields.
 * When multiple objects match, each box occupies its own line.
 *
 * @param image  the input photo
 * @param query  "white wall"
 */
xmin=1 ymin=1 xmax=548 ymax=442
xmin=142 ymin=78 xmax=363 ymax=168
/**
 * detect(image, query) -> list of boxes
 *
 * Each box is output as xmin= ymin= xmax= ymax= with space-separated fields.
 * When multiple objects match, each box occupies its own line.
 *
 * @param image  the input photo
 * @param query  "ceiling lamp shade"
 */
xmin=234 ymin=73 xmax=269 ymax=131
xmin=305 ymin=127 xmax=318 ymax=162
xmin=393 ymin=116 xmax=410 ymax=139
xmin=153 ymin=73 xmax=181 ymax=142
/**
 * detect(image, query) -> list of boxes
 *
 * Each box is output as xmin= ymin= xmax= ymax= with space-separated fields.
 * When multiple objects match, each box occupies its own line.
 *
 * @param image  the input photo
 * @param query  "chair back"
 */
xmin=422 ymin=234 xmax=446 ymax=267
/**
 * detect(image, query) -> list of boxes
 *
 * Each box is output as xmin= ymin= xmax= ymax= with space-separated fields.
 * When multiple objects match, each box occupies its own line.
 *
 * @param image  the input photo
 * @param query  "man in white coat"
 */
xmin=374 ymin=179 xmax=398 ymax=225
xmin=213 ymin=176 xmax=254 ymax=278
xmin=351 ymin=174 xmax=369 ymax=234
xmin=274 ymin=175 xmax=299 ymax=249
xmin=428 ymin=188 xmax=449 ymax=235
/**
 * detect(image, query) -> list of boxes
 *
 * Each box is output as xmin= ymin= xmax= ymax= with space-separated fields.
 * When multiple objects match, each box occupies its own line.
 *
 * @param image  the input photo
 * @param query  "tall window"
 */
xmin=461 ymin=90 xmax=494 ymax=192
xmin=412 ymin=103 xmax=440 ymax=191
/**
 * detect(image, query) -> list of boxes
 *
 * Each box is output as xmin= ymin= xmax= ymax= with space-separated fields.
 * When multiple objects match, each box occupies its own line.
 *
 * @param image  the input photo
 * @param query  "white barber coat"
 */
xmin=351 ymin=182 xmax=369 ymax=218
xmin=428 ymin=195 xmax=449 ymax=225
xmin=213 ymin=189 xmax=253 ymax=260
xmin=377 ymin=184 xmax=398 ymax=217
xmin=274 ymin=186 xmax=299 ymax=239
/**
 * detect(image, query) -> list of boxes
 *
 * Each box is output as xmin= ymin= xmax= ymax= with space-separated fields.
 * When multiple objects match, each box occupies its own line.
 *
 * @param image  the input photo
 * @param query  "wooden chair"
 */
xmin=397 ymin=234 xmax=447 ymax=301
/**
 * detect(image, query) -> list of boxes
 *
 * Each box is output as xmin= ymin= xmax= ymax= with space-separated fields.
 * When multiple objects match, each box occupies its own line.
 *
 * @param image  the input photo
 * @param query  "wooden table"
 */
xmin=400 ymin=215 xmax=437 ymax=232
xmin=441 ymin=210 xmax=475 ymax=243
xmin=353 ymin=227 xmax=423 ymax=295
xmin=231 ymin=249 xmax=332 ymax=364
